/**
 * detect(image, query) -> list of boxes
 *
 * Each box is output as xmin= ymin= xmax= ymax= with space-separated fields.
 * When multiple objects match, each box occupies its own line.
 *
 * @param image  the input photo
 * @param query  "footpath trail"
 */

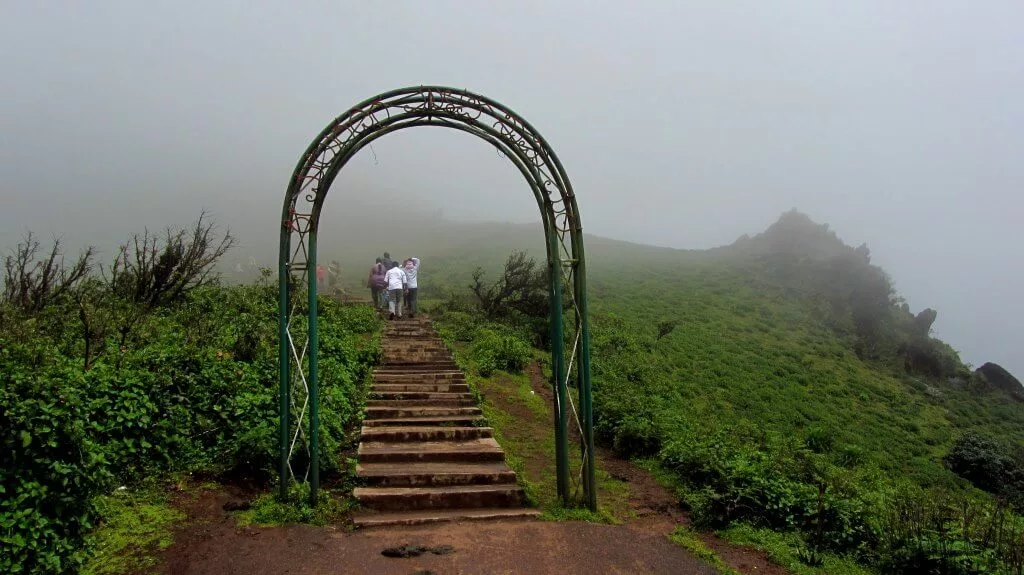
xmin=157 ymin=316 xmax=782 ymax=574
xmin=353 ymin=318 xmax=539 ymax=526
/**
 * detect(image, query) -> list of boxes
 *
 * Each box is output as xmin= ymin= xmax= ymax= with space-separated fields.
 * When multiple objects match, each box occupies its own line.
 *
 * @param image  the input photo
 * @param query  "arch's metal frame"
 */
xmin=278 ymin=86 xmax=595 ymax=509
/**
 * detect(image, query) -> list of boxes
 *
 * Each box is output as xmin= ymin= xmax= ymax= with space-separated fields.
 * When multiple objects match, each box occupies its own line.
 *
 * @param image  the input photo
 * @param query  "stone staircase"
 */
xmin=352 ymin=318 xmax=540 ymax=527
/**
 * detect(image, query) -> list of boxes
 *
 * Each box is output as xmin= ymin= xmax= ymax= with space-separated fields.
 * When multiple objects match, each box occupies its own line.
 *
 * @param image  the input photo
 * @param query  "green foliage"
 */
xmin=540 ymin=506 xmax=616 ymax=523
xmin=342 ymin=212 xmax=1024 ymax=573
xmin=721 ymin=523 xmax=874 ymax=575
xmin=873 ymin=489 xmax=1024 ymax=574
xmin=435 ymin=309 xmax=534 ymax=378
xmin=669 ymin=526 xmax=742 ymax=575
xmin=239 ymin=482 xmax=350 ymax=527
xmin=468 ymin=327 xmax=532 ymax=377
xmin=0 ymin=282 xmax=379 ymax=573
xmin=433 ymin=310 xmax=480 ymax=343
xmin=945 ymin=433 xmax=1024 ymax=502
xmin=1 ymin=339 xmax=109 ymax=574
xmin=81 ymin=486 xmax=184 ymax=575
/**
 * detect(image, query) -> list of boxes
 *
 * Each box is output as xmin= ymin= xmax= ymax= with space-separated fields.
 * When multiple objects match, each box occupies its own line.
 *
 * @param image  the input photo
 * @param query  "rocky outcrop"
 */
xmin=975 ymin=362 xmax=1024 ymax=400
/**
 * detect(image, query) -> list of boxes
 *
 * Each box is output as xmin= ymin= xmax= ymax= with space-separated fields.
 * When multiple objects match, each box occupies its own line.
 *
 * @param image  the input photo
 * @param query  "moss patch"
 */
xmin=81 ymin=487 xmax=185 ymax=575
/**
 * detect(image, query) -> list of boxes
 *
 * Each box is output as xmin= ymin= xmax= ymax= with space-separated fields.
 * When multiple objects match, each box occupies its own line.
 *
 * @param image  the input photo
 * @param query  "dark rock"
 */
xmin=913 ymin=308 xmax=938 ymax=337
xmin=412 ymin=571 xmax=438 ymax=575
xmin=382 ymin=544 xmax=455 ymax=558
xmin=222 ymin=499 xmax=251 ymax=511
xmin=975 ymin=362 xmax=1024 ymax=400
xmin=382 ymin=545 xmax=423 ymax=558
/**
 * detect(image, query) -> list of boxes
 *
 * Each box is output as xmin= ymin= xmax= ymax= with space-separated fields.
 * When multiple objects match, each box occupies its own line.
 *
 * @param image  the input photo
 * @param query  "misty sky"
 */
xmin=1 ymin=1 xmax=1022 ymax=377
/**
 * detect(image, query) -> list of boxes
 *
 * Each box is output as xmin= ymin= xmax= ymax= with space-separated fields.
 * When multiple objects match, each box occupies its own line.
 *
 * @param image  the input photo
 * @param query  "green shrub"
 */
xmin=805 ymin=426 xmax=835 ymax=454
xmin=434 ymin=310 xmax=480 ymax=343
xmin=241 ymin=482 xmax=348 ymax=527
xmin=945 ymin=432 xmax=1023 ymax=496
xmin=0 ymin=286 xmax=380 ymax=573
xmin=1 ymin=339 xmax=110 ymax=574
xmin=468 ymin=328 xmax=531 ymax=377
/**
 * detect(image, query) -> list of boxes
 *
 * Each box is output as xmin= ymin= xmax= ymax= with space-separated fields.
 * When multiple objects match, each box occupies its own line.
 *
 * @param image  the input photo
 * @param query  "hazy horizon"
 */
xmin=1 ymin=1 xmax=1021 ymax=377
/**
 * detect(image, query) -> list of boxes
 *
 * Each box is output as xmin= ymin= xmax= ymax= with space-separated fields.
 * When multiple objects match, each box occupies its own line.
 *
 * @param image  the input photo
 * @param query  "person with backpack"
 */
xmin=384 ymin=260 xmax=408 ymax=320
xmin=366 ymin=258 xmax=387 ymax=309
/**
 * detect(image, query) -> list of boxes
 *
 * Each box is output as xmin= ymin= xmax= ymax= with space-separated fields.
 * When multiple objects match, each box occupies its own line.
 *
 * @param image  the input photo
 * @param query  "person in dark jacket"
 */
xmin=367 ymin=258 xmax=387 ymax=309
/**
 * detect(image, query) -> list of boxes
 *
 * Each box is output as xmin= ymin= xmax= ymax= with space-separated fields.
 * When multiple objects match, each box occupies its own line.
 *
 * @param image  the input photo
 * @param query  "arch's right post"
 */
xmin=574 ymin=228 xmax=597 ymax=511
xmin=277 ymin=223 xmax=291 ymax=500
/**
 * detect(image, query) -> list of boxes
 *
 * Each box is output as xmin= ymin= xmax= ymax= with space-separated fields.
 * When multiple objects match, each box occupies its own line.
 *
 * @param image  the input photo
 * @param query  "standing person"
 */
xmin=366 ymin=258 xmax=387 ymax=310
xmin=402 ymin=257 xmax=420 ymax=318
xmin=384 ymin=260 xmax=407 ymax=320
xmin=316 ymin=265 xmax=326 ymax=292
xmin=380 ymin=253 xmax=394 ymax=310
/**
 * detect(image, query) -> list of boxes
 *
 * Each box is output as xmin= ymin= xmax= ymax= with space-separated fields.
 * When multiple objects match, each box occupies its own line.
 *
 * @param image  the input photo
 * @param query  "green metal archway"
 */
xmin=278 ymin=86 xmax=595 ymax=510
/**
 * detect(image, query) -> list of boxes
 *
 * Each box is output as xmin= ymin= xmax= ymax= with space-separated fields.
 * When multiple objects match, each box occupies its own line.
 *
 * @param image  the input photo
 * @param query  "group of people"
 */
xmin=367 ymin=252 xmax=420 ymax=320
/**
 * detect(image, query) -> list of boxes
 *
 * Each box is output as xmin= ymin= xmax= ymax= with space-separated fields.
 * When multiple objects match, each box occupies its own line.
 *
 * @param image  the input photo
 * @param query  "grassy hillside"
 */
xmin=328 ymin=208 xmax=1024 ymax=573
xmin=304 ymin=208 xmax=1024 ymax=482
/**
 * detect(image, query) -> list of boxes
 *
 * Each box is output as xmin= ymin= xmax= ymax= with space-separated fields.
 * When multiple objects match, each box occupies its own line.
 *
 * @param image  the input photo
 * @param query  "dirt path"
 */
xmin=158 ymin=486 xmax=716 ymax=575
xmin=155 ymin=356 xmax=785 ymax=575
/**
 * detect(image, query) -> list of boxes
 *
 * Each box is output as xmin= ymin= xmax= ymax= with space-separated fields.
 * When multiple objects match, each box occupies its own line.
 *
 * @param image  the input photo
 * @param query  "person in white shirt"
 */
xmin=384 ymin=261 xmax=408 ymax=320
xmin=402 ymin=257 xmax=421 ymax=318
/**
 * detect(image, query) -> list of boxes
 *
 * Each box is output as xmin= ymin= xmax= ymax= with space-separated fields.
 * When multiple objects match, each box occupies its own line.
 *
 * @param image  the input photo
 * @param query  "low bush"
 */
xmin=945 ymin=432 xmax=1024 ymax=497
xmin=0 ymin=285 xmax=379 ymax=573
xmin=469 ymin=328 xmax=532 ymax=377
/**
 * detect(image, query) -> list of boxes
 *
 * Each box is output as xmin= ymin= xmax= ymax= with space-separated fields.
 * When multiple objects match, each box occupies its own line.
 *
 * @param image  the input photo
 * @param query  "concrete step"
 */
xmin=383 ymin=356 xmax=455 ymax=364
xmin=382 ymin=351 xmax=452 ymax=359
xmin=353 ymin=507 xmax=541 ymax=528
xmin=356 ymin=318 xmax=536 ymax=523
xmin=362 ymin=415 xmax=486 ymax=427
xmin=353 ymin=484 xmax=525 ymax=511
xmin=356 ymin=461 xmax=512 ymax=486
xmin=366 ymin=398 xmax=477 ymax=408
xmin=358 ymin=438 xmax=505 ymax=463
xmin=373 ymin=372 xmax=465 ymax=382
xmin=368 ymin=391 xmax=474 ymax=401
xmin=364 ymin=406 xmax=482 ymax=420
xmin=383 ymin=342 xmax=444 ymax=346
xmin=359 ymin=426 xmax=493 ymax=443
xmin=371 ymin=383 xmax=471 ymax=393
xmin=382 ymin=341 xmax=448 ymax=348
xmin=380 ymin=362 xmax=459 ymax=371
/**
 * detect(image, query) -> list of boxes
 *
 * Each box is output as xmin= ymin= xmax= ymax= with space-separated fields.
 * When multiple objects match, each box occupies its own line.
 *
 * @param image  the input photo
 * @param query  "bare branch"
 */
xmin=2 ymin=232 xmax=95 ymax=313
xmin=107 ymin=212 xmax=235 ymax=308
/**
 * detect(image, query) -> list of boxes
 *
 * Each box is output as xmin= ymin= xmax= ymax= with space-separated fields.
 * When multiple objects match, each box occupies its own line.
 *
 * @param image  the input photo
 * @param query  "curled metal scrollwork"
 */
xmin=284 ymin=86 xmax=580 ymax=237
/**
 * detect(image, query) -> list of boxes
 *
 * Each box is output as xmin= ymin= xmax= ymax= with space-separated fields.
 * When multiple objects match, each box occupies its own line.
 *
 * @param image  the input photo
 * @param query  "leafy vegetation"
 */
xmin=8 ymin=205 xmax=1024 ymax=573
xmin=1 ymin=219 xmax=379 ymax=574
xmin=237 ymin=482 xmax=352 ymax=527
xmin=420 ymin=210 xmax=1024 ymax=573
xmin=668 ymin=526 xmax=742 ymax=575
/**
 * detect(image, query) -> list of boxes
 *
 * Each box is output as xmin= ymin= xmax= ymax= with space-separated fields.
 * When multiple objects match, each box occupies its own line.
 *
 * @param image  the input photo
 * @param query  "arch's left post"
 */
xmin=278 ymin=220 xmax=291 ymax=499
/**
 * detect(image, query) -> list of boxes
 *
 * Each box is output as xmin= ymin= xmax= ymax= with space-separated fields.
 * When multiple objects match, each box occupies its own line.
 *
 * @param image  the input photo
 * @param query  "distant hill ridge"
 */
xmin=226 ymin=206 xmax=1019 ymax=392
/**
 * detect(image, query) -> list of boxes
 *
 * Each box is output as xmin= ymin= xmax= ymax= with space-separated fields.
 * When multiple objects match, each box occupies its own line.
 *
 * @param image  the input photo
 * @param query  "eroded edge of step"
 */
xmin=353 ymin=507 xmax=541 ymax=528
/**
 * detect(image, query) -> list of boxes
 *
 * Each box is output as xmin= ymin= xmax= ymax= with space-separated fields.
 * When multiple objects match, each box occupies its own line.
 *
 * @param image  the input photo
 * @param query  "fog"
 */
xmin=1 ymin=1 xmax=1021 ymax=376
